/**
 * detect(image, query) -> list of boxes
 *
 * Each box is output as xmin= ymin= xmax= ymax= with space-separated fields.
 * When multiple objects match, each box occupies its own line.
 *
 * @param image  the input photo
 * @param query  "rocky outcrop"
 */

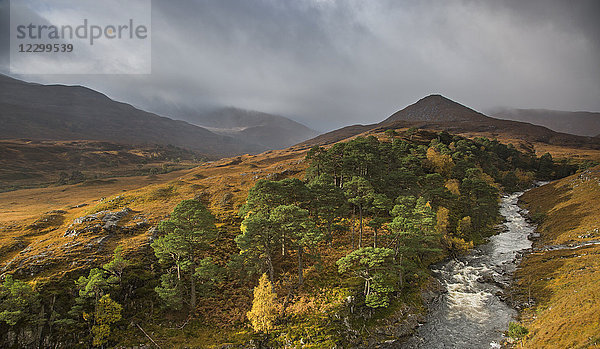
xmin=1 ymin=207 xmax=151 ymax=277
xmin=64 ymin=207 xmax=149 ymax=237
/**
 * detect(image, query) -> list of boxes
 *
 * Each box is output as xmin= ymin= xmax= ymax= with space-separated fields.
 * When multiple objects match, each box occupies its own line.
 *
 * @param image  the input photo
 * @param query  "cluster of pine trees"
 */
xmin=233 ymin=131 xmax=575 ymax=332
xmin=236 ymin=131 xmax=568 ymax=316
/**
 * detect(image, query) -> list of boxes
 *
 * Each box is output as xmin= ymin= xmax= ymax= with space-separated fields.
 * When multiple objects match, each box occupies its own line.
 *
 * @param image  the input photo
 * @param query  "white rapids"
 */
xmin=399 ymin=191 xmax=536 ymax=348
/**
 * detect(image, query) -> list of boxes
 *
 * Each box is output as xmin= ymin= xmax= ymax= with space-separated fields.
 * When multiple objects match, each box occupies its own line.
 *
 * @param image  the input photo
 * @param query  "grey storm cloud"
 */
xmin=1 ymin=0 xmax=599 ymax=131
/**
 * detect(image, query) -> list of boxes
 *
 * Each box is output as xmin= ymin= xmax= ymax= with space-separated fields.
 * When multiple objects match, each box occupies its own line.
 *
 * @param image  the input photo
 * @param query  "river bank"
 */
xmin=511 ymin=166 xmax=600 ymax=348
xmin=399 ymin=191 xmax=536 ymax=348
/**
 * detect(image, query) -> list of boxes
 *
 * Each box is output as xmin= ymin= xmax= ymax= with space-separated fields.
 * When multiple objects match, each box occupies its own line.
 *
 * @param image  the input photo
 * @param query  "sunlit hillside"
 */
xmin=514 ymin=166 xmax=600 ymax=348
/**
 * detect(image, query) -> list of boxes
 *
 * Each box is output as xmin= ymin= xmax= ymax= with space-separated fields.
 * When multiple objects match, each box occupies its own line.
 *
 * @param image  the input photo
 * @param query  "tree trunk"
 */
xmin=373 ymin=227 xmax=377 ymax=248
xmin=37 ymin=303 xmax=45 ymax=348
xmin=190 ymin=273 xmax=196 ymax=311
xmin=351 ymin=207 xmax=356 ymax=249
xmin=358 ymin=205 xmax=363 ymax=248
xmin=46 ymin=294 xmax=56 ymax=348
xmin=297 ymin=246 xmax=304 ymax=286
xmin=267 ymin=253 xmax=274 ymax=284
xmin=399 ymin=253 xmax=404 ymax=288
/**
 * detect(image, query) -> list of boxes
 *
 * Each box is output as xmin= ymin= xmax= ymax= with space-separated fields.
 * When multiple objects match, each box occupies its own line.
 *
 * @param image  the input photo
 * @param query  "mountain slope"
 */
xmin=0 ymin=75 xmax=266 ymax=157
xmin=381 ymin=96 xmax=600 ymax=147
xmin=515 ymin=167 xmax=600 ymax=348
xmin=383 ymin=94 xmax=489 ymax=123
xmin=173 ymin=107 xmax=318 ymax=150
xmin=301 ymin=94 xmax=600 ymax=149
xmin=490 ymin=108 xmax=600 ymax=137
xmin=296 ymin=124 xmax=377 ymax=147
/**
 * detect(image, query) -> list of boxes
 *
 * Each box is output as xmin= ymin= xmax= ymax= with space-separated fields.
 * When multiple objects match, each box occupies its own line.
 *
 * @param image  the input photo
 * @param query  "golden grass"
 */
xmin=0 ymin=147 xmax=308 ymax=281
xmin=514 ymin=166 xmax=600 ymax=348
xmin=0 ymin=169 xmax=193 ymax=224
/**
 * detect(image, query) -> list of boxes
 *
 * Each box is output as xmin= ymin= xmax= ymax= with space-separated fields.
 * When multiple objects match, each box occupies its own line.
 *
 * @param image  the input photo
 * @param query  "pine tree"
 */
xmin=72 ymin=266 xmax=124 ymax=347
xmin=336 ymin=247 xmax=396 ymax=308
xmin=537 ymin=152 xmax=554 ymax=180
xmin=76 ymin=268 xmax=110 ymax=302
xmin=90 ymin=294 xmax=122 ymax=347
xmin=459 ymin=169 xmax=499 ymax=235
xmin=307 ymin=174 xmax=347 ymax=243
xmin=240 ymin=178 xmax=311 ymax=216
xmin=151 ymin=199 xmax=217 ymax=310
xmin=305 ymin=146 xmax=330 ymax=179
xmin=389 ymin=196 xmax=442 ymax=287
xmin=367 ymin=193 xmax=392 ymax=248
xmin=0 ymin=275 xmax=41 ymax=346
xmin=103 ymin=246 xmax=129 ymax=286
xmin=237 ymin=210 xmax=279 ymax=283
xmin=239 ymin=178 xmax=312 ymax=260
xmin=247 ymin=274 xmax=278 ymax=333
xmin=270 ymin=205 xmax=322 ymax=285
xmin=344 ymin=176 xmax=375 ymax=248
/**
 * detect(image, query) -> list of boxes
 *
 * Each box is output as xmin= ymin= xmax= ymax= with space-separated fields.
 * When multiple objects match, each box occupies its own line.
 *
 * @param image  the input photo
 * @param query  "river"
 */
xmin=399 ymin=191 xmax=536 ymax=348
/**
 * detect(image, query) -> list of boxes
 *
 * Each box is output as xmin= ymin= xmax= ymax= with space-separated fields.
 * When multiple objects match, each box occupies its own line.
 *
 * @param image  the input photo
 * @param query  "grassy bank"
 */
xmin=513 ymin=166 xmax=600 ymax=348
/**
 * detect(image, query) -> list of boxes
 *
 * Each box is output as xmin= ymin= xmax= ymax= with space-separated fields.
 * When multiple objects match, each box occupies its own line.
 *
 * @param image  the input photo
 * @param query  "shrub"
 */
xmin=507 ymin=321 xmax=529 ymax=339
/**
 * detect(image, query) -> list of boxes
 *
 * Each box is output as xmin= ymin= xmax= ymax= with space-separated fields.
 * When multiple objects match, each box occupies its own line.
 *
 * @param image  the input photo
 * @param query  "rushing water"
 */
xmin=400 ymin=192 xmax=536 ymax=349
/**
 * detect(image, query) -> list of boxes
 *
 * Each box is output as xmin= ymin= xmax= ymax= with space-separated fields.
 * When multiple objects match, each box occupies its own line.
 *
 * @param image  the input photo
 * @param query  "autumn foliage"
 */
xmin=247 ymin=274 xmax=279 ymax=333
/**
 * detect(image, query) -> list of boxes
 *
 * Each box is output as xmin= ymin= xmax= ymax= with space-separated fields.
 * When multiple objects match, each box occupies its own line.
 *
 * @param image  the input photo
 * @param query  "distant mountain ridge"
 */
xmin=0 ymin=75 xmax=268 ymax=158
xmin=176 ymin=107 xmax=318 ymax=150
xmin=301 ymin=94 xmax=600 ymax=149
xmin=489 ymin=108 xmax=600 ymax=137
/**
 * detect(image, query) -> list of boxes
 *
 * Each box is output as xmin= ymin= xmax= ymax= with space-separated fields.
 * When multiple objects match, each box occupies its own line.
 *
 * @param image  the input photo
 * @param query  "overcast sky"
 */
xmin=1 ymin=0 xmax=599 ymax=131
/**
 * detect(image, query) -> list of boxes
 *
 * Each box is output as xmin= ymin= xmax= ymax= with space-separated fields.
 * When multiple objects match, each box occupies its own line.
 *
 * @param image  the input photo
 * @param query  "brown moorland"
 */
xmin=0 ymin=139 xmax=203 ymax=192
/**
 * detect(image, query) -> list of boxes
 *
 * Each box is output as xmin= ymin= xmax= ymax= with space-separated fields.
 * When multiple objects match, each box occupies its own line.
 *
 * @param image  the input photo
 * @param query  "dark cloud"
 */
xmin=0 ymin=0 xmax=9 ymax=68
xmin=2 ymin=0 xmax=599 ymax=131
